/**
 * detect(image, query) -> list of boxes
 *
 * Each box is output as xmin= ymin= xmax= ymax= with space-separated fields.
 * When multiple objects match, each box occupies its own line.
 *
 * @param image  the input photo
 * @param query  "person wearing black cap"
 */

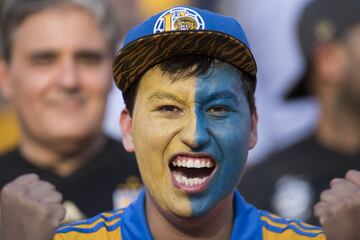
xmin=2 ymin=5 xmax=360 ymax=240
xmin=239 ymin=0 xmax=360 ymax=225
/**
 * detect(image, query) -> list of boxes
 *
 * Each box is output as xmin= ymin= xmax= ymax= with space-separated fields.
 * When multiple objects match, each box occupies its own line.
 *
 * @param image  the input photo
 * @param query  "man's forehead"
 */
xmin=144 ymin=59 xmax=243 ymax=82
xmin=10 ymin=9 xmax=109 ymax=53
xmin=139 ymin=62 xmax=245 ymax=100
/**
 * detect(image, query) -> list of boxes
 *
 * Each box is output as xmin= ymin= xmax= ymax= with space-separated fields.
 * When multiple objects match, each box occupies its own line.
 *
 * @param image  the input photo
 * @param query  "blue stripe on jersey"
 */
xmin=261 ymin=220 xmax=324 ymax=237
xmin=259 ymin=210 xmax=323 ymax=231
xmin=56 ymin=218 xmax=122 ymax=234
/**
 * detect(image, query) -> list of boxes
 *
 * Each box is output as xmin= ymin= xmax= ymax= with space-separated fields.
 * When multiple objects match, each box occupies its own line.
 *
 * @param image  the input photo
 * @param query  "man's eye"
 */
xmin=30 ymin=55 xmax=56 ymax=65
xmin=157 ymin=105 xmax=181 ymax=112
xmin=76 ymin=52 xmax=105 ymax=65
xmin=78 ymin=54 xmax=103 ymax=65
xmin=207 ymin=105 xmax=231 ymax=116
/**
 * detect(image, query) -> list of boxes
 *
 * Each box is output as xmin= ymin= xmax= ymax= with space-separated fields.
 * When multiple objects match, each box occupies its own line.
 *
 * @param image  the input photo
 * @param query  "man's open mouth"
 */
xmin=169 ymin=155 xmax=216 ymax=192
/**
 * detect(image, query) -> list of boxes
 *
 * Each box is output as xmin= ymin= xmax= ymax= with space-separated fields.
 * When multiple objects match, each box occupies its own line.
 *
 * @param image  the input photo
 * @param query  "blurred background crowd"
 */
xmin=0 ymin=0 xmax=315 ymax=163
xmin=0 ymin=0 xmax=359 ymax=227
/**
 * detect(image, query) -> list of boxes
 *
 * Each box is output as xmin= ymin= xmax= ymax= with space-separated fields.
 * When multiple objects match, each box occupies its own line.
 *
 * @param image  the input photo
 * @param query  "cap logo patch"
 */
xmin=154 ymin=7 xmax=205 ymax=33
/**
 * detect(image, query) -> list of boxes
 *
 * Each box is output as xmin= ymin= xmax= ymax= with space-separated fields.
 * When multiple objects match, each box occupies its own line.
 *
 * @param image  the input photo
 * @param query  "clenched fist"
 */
xmin=315 ymin=170 xmax=360 ymax=240
xmin=0 ymin=174 xmax=65 ymax=240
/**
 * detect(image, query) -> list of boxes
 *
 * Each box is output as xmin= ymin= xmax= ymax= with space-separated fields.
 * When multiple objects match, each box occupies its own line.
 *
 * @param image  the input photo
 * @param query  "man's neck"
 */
xmin=146 ymin=192 xmax=234 ymax=240
xmin=19 ymin=134 xmax=107 ymax=177
xmin=317 ymin=101 xmax=360 ymax=155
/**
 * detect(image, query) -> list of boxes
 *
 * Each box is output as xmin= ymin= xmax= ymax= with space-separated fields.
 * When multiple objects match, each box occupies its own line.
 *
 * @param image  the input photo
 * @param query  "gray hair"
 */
xmin=0 ymin=0 xmax=120 ymax=61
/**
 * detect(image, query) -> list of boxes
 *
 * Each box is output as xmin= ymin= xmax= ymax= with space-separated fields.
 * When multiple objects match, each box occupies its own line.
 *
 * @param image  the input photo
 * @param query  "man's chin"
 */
xmin=41 ymin=132 xmax=101 ymax=154
xmin=148 ymin=189 xmax=193 ymax=219
xmin=167 ymin=205 xmax=193 ymax=219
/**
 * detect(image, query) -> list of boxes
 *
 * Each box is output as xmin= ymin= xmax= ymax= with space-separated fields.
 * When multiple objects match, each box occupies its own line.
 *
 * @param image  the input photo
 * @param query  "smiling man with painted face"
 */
xmin=53 ymin=6 xmax=327 ymax=240
xmin=4 ymin=5 xmax=360 ymax=240
xmin=123 ymin=58 xmax=255 ymax=220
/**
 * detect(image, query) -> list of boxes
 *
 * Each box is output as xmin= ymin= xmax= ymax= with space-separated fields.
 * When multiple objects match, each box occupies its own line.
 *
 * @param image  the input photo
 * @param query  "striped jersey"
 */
xmin=55 ymin=189 xmax=326 ymax=240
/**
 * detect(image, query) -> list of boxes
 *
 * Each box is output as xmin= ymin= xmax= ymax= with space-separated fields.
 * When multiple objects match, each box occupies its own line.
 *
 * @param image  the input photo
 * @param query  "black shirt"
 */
xmin=0 ymin=137 xmax=141 ymax=218
xmin=238 ymin=134 xmax=360 ymax=225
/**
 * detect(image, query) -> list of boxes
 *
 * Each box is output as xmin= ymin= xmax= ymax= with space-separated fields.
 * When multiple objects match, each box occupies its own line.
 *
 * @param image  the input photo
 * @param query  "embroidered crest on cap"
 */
xmin=154 ymin=7 xmax=205 ymax=33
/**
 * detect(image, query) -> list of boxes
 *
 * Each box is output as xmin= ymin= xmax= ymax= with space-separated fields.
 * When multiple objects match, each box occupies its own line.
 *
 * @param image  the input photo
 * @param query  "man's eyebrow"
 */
xmin=75 ymin=49 xmax=107 ymax=58
xmin=204 ymin=91 xmax=239 ymax=104
xmin=28 ymin=50 xmax=57 ymax=60
xmin=149 ymin=91 xmax=186 ymax=105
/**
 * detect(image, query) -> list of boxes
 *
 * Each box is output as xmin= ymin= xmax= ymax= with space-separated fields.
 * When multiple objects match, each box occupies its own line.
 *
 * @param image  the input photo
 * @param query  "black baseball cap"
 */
xmin=286 ymin=0 xmax=360 ymax=99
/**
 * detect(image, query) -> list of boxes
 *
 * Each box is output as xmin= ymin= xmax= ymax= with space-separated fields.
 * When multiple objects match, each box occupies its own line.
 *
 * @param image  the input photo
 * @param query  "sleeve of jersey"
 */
xmin=259 ymin=210 xmax=326 ymax=240
xmin=53 ymin=209 xmax=124 ymax=240
xmin=53 ymin=233 xmax=65 ymax=240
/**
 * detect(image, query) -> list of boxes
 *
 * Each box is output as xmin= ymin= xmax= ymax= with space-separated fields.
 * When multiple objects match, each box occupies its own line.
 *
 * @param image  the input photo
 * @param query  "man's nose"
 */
xmin=180 ymin=112 xmax=210 ymax=149
xmin=58 ymin=59 xmax=80 ymax=90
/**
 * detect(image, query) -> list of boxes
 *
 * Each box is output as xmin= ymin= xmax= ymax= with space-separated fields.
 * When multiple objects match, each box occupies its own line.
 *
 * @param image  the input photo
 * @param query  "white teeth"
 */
xmin=171 ymin=156 xmax=214 ymax=187
xmin=181 ymin=176 xmax=186 ymax=184
xmin=172 ymin=156 xmax=214 ymax=169
xmin=173 ymin=172 xmax=209 ymax=187
xmin=173 ymin=159 xmax=179 ymax=167
xmin=186 ymin=159 xmax=194 ymax=168
xmin=184 ymin=178 xmax=189 ymax=186
xmin=189 ymin=179 xmax=194 ymax=186
xmin=194 ymin=178 xmax=199 ymax=185
xmin=194 ymin=159 xmax=201 ymax=168
xmin=182 ymin=159 xmax=187 ymax=167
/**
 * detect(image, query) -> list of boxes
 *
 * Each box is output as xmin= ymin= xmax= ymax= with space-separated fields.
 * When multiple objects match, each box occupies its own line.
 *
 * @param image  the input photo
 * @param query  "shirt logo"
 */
xmin=154 ymin=7 xmax=205 ymax=33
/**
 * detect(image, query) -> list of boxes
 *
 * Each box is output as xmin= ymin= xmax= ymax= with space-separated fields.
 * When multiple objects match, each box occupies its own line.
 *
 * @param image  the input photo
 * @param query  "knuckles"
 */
xmin=319 ymin=189 xmax=331 ymax=201
xmin=0 ymin=175 xmax=64 ymax=219
xmin=316 ymin=176 xmax=360 ymax=221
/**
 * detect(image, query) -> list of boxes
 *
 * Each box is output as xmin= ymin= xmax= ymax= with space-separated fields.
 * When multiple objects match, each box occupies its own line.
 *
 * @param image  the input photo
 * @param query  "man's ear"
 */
xmin=120 ymin=108 xmax=135 ymax=152
xmin=0 ymin=59 xmax=12 ymax=99
xmin=248 ymin=111 xmax=258 ymax=150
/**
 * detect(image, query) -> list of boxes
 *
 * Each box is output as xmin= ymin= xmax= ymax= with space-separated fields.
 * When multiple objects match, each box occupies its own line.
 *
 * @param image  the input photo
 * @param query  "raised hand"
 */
xmin=315 ymin=170 xmax=360 ymax=240
xmin=0 ymin=174 xmax=65 ymax=240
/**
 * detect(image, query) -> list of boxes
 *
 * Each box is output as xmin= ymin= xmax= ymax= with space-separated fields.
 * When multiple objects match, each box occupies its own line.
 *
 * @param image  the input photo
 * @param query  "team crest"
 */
xmin=154 ymin=7 xmax=205 ymax=33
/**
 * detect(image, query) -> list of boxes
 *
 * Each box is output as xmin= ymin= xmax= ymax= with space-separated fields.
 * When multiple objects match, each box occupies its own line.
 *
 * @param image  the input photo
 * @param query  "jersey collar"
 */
xmin=120 ymin=189 xmax=262 ymax=239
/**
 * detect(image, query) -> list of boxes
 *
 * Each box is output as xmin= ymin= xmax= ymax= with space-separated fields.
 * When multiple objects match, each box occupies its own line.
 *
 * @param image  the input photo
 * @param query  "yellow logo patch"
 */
xmin=154 ymin=7 xmax=205 ymax=33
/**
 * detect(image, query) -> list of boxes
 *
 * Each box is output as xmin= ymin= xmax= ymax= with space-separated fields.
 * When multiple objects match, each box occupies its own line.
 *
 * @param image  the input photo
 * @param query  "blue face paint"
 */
xmin=189 ymin=62 xmax=252 ymax=216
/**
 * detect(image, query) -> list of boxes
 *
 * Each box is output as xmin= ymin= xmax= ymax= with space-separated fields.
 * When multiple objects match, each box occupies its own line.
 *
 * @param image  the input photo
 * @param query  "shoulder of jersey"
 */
xmin=55 ymin=208 xmax=125 ymax=240
xmin=259 ymin=210 xmax=326 ymax=240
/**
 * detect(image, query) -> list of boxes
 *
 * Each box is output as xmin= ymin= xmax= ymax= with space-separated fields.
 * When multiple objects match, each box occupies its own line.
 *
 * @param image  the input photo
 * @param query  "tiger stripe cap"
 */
xmin=113 ymin=6 xmax=257 ymax=95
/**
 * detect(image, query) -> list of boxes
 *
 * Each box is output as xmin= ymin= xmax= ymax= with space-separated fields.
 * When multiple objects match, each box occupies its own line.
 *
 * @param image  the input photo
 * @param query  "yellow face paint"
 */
xmin=131 ymin=62 xmax=253 ymax=218
xmin=131 ymin=67 xmax=196 ymax=217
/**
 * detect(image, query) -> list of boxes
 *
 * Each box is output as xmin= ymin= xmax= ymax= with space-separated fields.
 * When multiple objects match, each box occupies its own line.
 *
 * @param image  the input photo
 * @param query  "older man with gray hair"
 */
xmin=0 ymin=0 xmax=140 ymax=235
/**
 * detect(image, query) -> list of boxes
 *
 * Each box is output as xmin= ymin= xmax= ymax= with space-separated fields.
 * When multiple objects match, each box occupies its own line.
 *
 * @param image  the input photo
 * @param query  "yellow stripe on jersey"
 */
xmin=261 ymin=213 xmax=323 ymax=235
xmin=58 ymin=210 xmax=124 ymax=232
xmin=259 ymin=211 xmax=326 ymax=240
xmin=54 ymin=209 xmax=124 ymax=240
xmin=54 ymin=226 xmax=122 ymax=240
